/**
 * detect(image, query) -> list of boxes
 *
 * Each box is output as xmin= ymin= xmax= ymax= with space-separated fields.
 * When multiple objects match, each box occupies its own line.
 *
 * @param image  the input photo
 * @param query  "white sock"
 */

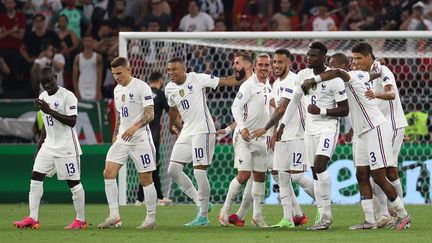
xmin=252 ymin=181 xmax=265 ymax=219
xmin=168 ymin=162 xmax=199 ymax=206
xmin=372 ymin=180 xmax=390 ymax=217
xmin=194 ymin=169 xmax=210 ymax=217
xmin=236 ymin=177 xmax=252 ymax=220
xmin=143 ymin=183 xmax=157 ymax=223
xmin=70 ymin=183 xmax=85 ymax=221
xmin=292 ymin=173 xmax=315 ymax=199
xmin=223 ymin=178 xmax=242 ymax=213
xmin=317 ymin=171 xmax=332 ymax=219
xmin=104 ymin=179 xmax=120 ymax=219
xmin=271 ymin=173 xmax=279 ymax=184
xmin=313 ymin=179 xmax=322 ymax=216
xmin=361 ymin=199 xmax=375 ymax=223
xmin=279 ymin=171 xmax=293 ymax=221
xmin=389 ymin=197 xmax=408 ymax=218
xmin=391 ymin=179 xmax=403 ymax=200
xmin=29 ymin=180 xmax=43 ymax=221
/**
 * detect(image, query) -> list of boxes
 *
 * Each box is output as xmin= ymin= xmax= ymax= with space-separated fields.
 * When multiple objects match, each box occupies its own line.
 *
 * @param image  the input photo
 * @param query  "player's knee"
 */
xmin=139 ymin=172 xmax=153 ymax=186
xmin=386 ymin=168 xmax=399 ymax=181
xmin=236 ymin=172 xmax=251 ymax=184
xmin=355 ymin=170 xmax=369 ymax=183
xmin=31 ymin=171 xmax=46 ymax=181
xmin=66 ymin=180 xmax=80 ymax=188
xmin=167 ymin=162 xmax=182 ymax=179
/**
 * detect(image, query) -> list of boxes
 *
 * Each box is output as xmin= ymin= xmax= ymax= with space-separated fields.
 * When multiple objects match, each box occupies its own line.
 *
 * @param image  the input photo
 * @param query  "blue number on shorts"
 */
xmin=323 ymin=138 xmax=330 ymax=149
xmin=180 ymin=100 xmax=189 ymax=110
xmin=140 ymin=154 xmax=151 ymax=165
xmin=46 ymin=115 xmax=54 ymax=126
xmin=292 ymin=153 xmax=302 ymax=165
xmin=65 ymin=163 xmax=75 ymax=174
xmin=311 ymin=95 xmax=317 ymax=105
xmin=370 ymin=152 xmax=376 ymax=163
xmin=195 ymin=148 xmax=204 ymax=159
xmin=121 ymin=107 xmax=129 ymax=117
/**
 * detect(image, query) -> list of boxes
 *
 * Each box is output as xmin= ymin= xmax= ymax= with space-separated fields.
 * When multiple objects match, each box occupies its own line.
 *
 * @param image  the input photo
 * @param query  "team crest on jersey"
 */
xmin=357 ymin=73 xmax=364 ymax=80
xmin=121 ymin=94 xmax=125 ymax=102
xmin=179 ymin=89 xmax=185 ymax=97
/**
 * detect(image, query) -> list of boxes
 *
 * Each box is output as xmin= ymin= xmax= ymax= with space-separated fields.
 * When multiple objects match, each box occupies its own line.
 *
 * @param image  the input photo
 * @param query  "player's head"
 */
xmin=111 ymin=56 xmax=132 ymax=86
xmin=39 ymin=66 xmax=58 ymax=95
xmin=149 ymin=71 xmax=164 ymax=87
xmin=351 ymin=42 xmax=374 ymax=71
xmin=254 ymin=53 xmax=272 ymax=81
xmin=273 ymin=48 xmax=291 ymax=78
xmin=167 ymin=57 xmax=186 ymax=85
xmin=233 ymin=52 xmax=253 ymax=81
xmin=306 ymin=41 xmax=327 ymax=69
xmin=329 ymin=53 xmax=349 ymax=70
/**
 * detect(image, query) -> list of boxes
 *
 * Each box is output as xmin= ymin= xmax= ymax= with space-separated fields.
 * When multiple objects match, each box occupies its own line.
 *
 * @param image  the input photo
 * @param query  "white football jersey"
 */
xmin=165 ymin=72 xmax=220 ymax=136
xmin=345 ymin=71 xmax=388 ymax=135
xmin=232 ymin=74 xmax=270 ymax=132
xmin=265 ymin=79 xmax=274 ymax=136
xmin=114 ymin=78 xmax=154 ymax=145
xmin=283 ymin=67 xmax=347 ymax=135
xmin=371 ymin=65 xmax=408 ymax=130
xmin=39 ymin=87 xmax=82 ymax=157
xmin=273 ymin=71 xmax=306 ymax=141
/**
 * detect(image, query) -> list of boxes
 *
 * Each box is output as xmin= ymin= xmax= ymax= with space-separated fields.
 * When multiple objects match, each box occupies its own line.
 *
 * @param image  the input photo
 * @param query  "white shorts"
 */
xmin=234 ymin=135 xmax=267 ymax=172
xmin=170 ymin=133 xmax=216 ymax=166
xmin=390 ymin=127 xmax=405 ymax=167
xmin=106 ymin=141 xmax=157 ymax=173
xmin=33 ymin=152 xmax=80 ymax=180
xmin=353 ymin=123 xmax=394 ymax=170
xmin=305 ymin=131 xmax=338 ymax=167
xmin=273 ymin=139 xmax=307 ymax=172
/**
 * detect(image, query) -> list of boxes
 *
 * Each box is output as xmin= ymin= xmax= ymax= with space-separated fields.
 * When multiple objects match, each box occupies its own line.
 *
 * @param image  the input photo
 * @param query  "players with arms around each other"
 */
xmin=98 ymin=57 xmax=158 ymax=230
xmin=352 ymin=43 xmax=410 ymax=229
xmin=252 ymin=48 xmax=313 ymax=228
xmin=275 ymin=42 xmax=349 ymax=230
xmin=13 ymin=66 xmax=86 ymax=230
xmin=165 ymin=57 xmax=244 ymax=226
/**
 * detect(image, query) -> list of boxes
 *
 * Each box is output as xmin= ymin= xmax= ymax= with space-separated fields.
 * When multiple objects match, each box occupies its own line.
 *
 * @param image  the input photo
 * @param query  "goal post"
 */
xmin=118 ymin=31 xmax=432 ymax=205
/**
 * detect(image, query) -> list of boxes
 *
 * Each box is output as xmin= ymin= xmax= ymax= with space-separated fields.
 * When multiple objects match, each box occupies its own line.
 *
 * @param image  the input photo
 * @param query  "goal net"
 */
xmin=118 ymin=31 xmax=432 ymax=205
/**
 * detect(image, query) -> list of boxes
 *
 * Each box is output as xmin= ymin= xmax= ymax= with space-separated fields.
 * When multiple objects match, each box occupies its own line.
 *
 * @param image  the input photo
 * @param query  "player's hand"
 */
xmin=121 ymin=125 xmax=139 ymax=142
xmin=34 ymin=98 xmax=52 ymax=114
xmin=268 ymin=136 xmax=276 ymax=151
xmin=273 ymin=124 xmax=285 ymax=141
xmin=169 ymin=125 xmax=179 ymax=135
xmin=216 ymin=128 xmax=229 ymax=140
xmin=307 ymin=104 xmax=321 ymax=115
xmin=344 ymin=128 xmax=354 ymax=143
xmin=251 ymin=128 xmax=266 ymax=139
xmin=403 ymin=134 xmax=411 ymax=142
xmin=371 ymin=61 xmax=382 ymax=74
xmin=301 ymin=78 xmax=317 ymax=95
xmin=241 ymin=128 xmax=251 ymax=142
xmin=364 ymin=89 xmax=376 ymax=100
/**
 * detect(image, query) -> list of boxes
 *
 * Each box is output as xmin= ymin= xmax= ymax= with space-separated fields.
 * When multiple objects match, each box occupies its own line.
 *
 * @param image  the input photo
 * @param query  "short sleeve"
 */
xmin=232 ymin=83 xmax=251 ymax=108
xmin=164 ymin=86 xmax=176 ymax=107
xmin=193 ymin=73 xmax=220 ymax=89
xmin=65 ymin=92 xmax=78 ymax=116
xmin=333 ymin=78 xmax=348 ymax=102
xmin=140 ymin=83 xmax=154 ymax=107
xmin=380 ymin=67 xmax=396 ymax=87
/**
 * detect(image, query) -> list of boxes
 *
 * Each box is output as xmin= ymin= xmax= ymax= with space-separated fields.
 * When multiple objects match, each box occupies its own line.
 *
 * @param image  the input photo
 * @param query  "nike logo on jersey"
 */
xmin=321 ymin=83 xmax=326 ymax=89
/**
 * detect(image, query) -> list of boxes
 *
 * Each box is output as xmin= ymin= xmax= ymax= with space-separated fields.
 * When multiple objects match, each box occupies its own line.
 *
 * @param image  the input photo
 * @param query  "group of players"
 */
xmin=12 ymin=40 xmax=411 ymax=231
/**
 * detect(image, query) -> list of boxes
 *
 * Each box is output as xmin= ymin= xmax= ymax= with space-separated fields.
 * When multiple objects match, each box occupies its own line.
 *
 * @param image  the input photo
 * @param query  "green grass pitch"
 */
xmin=2 ymin=204 xmax=431 ymax=243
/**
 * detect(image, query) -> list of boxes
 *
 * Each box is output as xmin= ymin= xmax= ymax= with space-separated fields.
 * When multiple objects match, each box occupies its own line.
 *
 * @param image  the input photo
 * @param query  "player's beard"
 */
xmin=235 ymin=67 xmax=246 ymax=81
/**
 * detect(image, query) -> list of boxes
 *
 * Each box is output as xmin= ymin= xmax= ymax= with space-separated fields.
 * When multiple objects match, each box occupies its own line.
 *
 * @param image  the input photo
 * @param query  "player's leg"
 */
xmin=232 ymin=176 xmax=252 ymax=226
xmin=153 ymin=141 xmax=165 ymax=201
xmin=304 ymin=135 xmax=321 ymax=224
xmin=251 ymin=140 xmax=268 ymax=228
xmin=387 ymin=127 xmax=405 ymax=199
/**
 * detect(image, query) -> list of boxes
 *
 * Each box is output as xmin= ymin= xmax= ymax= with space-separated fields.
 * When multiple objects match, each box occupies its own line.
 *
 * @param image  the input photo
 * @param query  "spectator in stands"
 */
xmin=0 ymin=57 xmax=10 ymax=97
xmin=22 ymin=0 xmax=36 ymax=32
xmin=405 ymin=103 xmax=432 ymax=142
xmin=34 ymin=0 xmax=63 ymax=30
xmin=213 ymin=18 xmax=227 ymax=31
xmin=236 ymin=14 xmax=250 ymax=31
xmin=81 ymin=0 xmax=95 ymax=21
xmin=311 ymin=3 xmax=337 ymax=31
xmin=54 ymin=0 xmax=89 ymax=38
xmin=178 ymin=0 xmax=214 ymax=31
xmin=72 ymin=35 xmax=103 ymax=101
xmin=141 ymin=0 xmax=172 ymax=31
xmin=110 ymin=0 xmax=136 ymax=30
xmin=271 ymin=0 xmax=301 ymax=31
xmin=200 ymin=0 xmax=224 ymax=21
xmin=400 ymin=1 xmax=432 ymax=30
xmin=124 ymin=0 xmax=148 ymax=27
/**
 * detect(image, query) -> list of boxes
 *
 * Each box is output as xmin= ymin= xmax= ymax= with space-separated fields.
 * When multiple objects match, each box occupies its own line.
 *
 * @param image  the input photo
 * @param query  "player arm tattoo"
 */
xmin=264 ymin=97 xmax=290 ymax=131
xmin=134 ymin=105 xmax=154 ymax=128
xmin=113 ymin=111 xmax=121 ymax=139
xmin=326 ymin=99 xmax=349 ymax=117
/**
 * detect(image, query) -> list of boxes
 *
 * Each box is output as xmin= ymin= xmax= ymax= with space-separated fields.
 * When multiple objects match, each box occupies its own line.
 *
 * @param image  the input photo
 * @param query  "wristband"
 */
xmin=314 ymin=75 xmax=322 ymax=83
xmin=320 ymin=108 xmax=327 ymax=115
xmin=224 ymin=126 xmax=233 ymax=134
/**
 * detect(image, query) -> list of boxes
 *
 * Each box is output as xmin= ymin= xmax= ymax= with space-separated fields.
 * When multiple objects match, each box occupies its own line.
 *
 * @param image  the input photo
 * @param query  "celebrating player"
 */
xmin=13 ymin=67 xmax=86 ymax=230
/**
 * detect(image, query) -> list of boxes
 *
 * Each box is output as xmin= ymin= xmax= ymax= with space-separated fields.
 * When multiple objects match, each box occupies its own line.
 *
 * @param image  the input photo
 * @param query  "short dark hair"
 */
xmin=274 ymin=48 xmax=291 ymax=58
xmin=189 ymin=0 xmax=201 ymax=7
xmin=330 ymin=53 xmax=349 ymax=66
xmin=352 ymin=42 xmax=374 ymax=57
xmin=110 ymin=56 xmax=129 ymax=68
xmin=39 ymin=66 xmax=56 ymax=80
xmin=167 ymin=57 xmax=184 ymax=64
xmin=236 ymin=52 xmax=253 ymax=65
xmin=149 ymin=72 xmax=163 ymax=83
xmin=34 ymin=14 xmax=46 ymax=21
xmin=309 ymin=41 xmax=328 ymax=55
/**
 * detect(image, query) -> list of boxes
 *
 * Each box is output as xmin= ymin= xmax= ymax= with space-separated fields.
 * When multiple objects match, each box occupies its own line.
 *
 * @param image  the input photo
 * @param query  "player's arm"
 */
xmin=34 ymin=98 xmax=77 ymax=127
xmin=121 ymin=105 xmax=154 ymax=142
xmin=218 ymin=75 xmax=244 ymax=86
xmin=36 ymin=126 xmax=46 ymax=155
xmin=251 ymin=97 xmax=290 ymax=139
xmin=112 ymin=111 xmax=120 ymax=143
xmin=231 ymin=87 xmax=251 ymax=141
xmin=168 ymin=106 xmax=182 ymax=135
xmin=216 ymin=121 xmax=236 ymax=140
xmin=365 ymin=84 xmax=395 ymax=100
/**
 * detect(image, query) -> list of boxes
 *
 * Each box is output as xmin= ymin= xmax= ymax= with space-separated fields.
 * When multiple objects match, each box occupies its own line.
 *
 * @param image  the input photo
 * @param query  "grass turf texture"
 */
xmin=2 ymin=204 xmax=431 ymax=243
